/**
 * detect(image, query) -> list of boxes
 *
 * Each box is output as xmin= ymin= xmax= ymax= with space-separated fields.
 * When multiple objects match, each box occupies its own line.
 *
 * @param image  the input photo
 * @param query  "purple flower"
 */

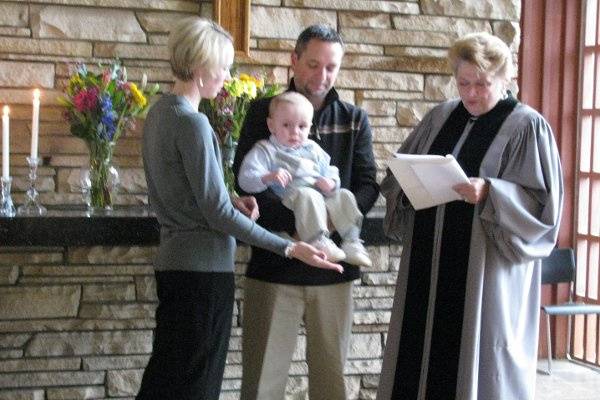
xmin=99 ymin=94 xmax=117 ymax=140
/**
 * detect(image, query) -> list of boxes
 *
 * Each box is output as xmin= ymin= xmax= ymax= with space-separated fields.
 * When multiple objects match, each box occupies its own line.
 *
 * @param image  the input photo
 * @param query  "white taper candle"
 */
xmin=31 ymin=89 xmax=40 ymax=159
xmin=2 ymin=106 xmax=9 ymax=179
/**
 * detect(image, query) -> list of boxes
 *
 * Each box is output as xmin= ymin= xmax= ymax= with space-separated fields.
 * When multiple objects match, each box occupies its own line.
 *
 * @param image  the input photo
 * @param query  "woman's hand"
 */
xmin=289 ymin=242 xmax=344 ymax=273
xmin=453 ymin=177 xmax=489 ymax=204
xmin=231 ymin=195 xmax=260 ymax=221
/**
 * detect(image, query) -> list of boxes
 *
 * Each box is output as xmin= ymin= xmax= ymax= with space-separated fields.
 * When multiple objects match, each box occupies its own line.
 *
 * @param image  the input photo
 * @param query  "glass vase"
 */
xmin=85 ymin=140 xmax=119 ymax=212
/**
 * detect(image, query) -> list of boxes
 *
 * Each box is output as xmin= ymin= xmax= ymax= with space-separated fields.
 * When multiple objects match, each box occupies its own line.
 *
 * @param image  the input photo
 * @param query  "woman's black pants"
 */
xmin=136 ymin=270 xmax=235 ymax=400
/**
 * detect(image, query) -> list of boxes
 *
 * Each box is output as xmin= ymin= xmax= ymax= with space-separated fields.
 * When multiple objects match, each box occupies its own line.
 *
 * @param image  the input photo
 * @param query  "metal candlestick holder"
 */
xmin=17 ymin=156 xmax=47 ymax=216
xmin=0 ymin=176 xmax=16 ymax=217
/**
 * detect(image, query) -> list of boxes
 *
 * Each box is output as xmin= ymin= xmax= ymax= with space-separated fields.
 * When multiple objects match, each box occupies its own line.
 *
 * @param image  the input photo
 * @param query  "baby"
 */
xmin=238 ymin=91 xmax=372 ymax=267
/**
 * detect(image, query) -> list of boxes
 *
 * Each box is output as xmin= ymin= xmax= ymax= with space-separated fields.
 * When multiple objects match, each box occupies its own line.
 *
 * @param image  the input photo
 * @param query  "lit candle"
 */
xmin=31 ymin=88 xmax=40 ymax=159
xmin=2 ymin=106 xmax=9 ymax=179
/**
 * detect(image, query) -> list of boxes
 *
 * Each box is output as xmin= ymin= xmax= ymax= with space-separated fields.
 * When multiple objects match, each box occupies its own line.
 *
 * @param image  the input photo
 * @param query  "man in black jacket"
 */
xmin=233 ymin=24 xmax=379 ymax=400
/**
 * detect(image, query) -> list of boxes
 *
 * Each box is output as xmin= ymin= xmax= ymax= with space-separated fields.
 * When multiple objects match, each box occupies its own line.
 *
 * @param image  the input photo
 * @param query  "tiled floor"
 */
xmin=536 ymin=360 xmax=600 ymax=400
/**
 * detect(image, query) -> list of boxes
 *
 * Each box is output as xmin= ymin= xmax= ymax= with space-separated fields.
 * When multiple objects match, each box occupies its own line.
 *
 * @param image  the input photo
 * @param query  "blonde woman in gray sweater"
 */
xmin=137 ymin=17 xmax=342 ymax=400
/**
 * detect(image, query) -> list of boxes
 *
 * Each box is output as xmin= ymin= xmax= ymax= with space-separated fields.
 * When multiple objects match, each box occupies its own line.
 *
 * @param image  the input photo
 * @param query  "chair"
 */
xmin=539 ymin=247 xmax=600 ymax=374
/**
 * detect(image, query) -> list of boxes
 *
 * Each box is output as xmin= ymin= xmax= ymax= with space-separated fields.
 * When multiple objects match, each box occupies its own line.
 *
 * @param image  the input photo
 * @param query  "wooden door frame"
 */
xmin=213 ymin=0 xmax=251 ymax=57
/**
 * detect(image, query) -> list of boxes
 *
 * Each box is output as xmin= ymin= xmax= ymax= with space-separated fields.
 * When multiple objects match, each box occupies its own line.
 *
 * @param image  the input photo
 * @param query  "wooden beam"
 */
xmin=213 ymin=0 xmax=250 ymax=57
xmin=520 ymin=0 xmax=582 ymax=360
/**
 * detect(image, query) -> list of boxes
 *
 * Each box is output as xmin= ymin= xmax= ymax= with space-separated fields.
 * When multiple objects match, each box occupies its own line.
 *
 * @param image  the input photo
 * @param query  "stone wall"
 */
xmin=0 ymin=242 xmax=397 ymax=400
xmin=0 ymin=1 xmax=521 ymax=399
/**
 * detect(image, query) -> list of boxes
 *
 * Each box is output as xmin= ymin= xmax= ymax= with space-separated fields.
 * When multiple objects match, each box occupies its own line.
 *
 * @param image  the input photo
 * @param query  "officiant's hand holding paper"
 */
xmin=386 ymin=154 xmax=470 ymax=210
xmin=452 ymin=177 xmax=489 ymax=204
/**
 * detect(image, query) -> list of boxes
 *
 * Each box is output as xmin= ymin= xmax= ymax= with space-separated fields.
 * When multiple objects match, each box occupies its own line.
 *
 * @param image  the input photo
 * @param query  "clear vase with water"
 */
xmin=83 ymin=140 xmax=119 ymax=212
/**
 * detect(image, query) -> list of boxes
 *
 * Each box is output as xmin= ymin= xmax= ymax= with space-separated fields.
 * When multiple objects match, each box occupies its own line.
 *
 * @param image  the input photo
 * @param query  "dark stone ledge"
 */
xmin=0 ymin=206 xmax=388 ymax=247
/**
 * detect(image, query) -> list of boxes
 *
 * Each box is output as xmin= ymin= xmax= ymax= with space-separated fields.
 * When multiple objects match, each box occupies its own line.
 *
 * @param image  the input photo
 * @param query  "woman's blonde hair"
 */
xmin=448 ymin=32 xmax=513 ymax=82
xmin=168 ymin=16 xmax=233 ymax=81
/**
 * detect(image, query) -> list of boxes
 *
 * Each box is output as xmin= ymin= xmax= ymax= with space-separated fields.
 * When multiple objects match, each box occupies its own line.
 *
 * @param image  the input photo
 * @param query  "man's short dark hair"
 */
xmin=294 ymin=24 xmax=344 ymax=57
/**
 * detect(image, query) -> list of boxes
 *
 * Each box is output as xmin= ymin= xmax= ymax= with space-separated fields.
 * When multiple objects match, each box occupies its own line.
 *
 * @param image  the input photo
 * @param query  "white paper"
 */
xmin=386 ymin=153 xmax=470 ymax=210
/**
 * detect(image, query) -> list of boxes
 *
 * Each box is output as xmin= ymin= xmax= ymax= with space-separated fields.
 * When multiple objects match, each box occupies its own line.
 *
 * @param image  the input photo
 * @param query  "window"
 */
xmin=574 ymin=0 xmax=600 ymax=368
xmin=213 ymin=0 xmax=251 ymax=56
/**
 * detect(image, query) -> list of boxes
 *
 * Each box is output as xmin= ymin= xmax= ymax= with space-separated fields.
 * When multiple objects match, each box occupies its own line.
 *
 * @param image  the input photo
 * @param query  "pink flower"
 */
xmin=216 ymin=88 xmax=229 ymax=101
xmin=62 ymin=110 xmax=72 ymax=123
xmin=73 ymin=87 xmax=99 ymax=112
xmin=102 ymin=71 xmax=111 ymax=85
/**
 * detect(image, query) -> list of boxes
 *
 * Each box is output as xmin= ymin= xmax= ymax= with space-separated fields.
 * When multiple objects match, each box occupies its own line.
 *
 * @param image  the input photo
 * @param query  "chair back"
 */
xmin=541 ymin=248 xmax=576 ymax=285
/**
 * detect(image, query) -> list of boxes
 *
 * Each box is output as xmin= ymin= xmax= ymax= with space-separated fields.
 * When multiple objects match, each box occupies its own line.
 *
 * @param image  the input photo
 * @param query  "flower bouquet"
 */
xmin=59 ymin=61 xmax=159 ymax=211
xmin=200 ymin=72 xmax=280 ymax=193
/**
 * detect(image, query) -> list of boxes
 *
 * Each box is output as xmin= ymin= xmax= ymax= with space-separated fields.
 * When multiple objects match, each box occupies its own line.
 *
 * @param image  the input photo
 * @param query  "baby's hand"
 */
xmin=315 ymin=177 xmax=336 ymax=194
xmin=262 ymin=168 xmax=292 ymax=188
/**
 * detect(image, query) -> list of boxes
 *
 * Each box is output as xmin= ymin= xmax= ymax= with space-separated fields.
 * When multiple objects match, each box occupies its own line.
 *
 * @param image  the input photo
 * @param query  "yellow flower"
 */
xmin=241 ymin=80 xmax=257 ymax=99
xmin=240 ymin=73 xmax=264 ymax=89
xmin=129 ymin=83 xmax=147 ymax=107
xmin=68 ymin=75 xmax=84 ymax=92
xmin=255 ymin=77 xmax=264 ymax=89
xmin=225 ymin=79 xmax=244 ymax=98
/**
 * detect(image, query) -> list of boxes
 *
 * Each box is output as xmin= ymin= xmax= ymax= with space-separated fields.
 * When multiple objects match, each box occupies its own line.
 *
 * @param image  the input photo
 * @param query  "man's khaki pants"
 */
xmin=240 ymin=278 xmax=354 ymax=400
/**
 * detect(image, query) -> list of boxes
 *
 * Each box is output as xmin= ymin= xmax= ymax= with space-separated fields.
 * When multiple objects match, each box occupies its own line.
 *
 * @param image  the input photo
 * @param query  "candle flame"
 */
xmin=2 ymin=105 xmax=8 ymax=117
xmin=33 ymin=88 xmax=40 ymax=100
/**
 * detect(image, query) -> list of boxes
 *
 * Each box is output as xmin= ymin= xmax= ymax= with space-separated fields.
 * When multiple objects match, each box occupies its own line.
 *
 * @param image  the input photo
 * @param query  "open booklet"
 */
xmin=386 ymin=153 xmax=470 ymax=210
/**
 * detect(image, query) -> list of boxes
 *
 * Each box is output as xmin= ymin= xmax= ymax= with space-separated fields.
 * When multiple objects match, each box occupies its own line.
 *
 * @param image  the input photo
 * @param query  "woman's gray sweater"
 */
xmin=142 ymin=94 xmax=289 ymax=272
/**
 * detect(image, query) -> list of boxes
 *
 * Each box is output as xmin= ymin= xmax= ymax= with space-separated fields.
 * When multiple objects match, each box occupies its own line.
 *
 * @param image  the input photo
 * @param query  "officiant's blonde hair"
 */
xmin=168 ymin=16 xmax=233 ymax=81
xmin=448 ymin=32 xmax=513 ymax=82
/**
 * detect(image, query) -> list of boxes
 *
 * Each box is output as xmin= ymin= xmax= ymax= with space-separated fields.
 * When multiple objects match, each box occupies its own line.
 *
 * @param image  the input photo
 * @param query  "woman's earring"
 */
xmin=197 ymin=77 xmax=204 ymax=88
